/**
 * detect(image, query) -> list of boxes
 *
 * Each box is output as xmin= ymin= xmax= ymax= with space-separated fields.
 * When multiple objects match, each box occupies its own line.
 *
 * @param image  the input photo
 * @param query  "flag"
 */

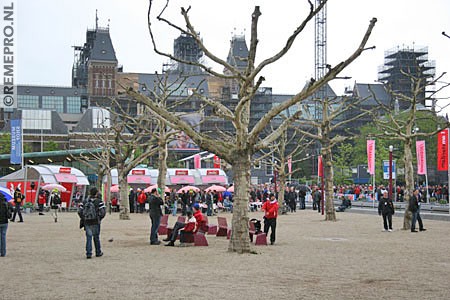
xmin=367 ymin=140 xmax=375 ymax=175
xmin=213 ymin=155 xmax=221 ymax=168
xmin=416 ymin=140 xmax=427 ymax=175
xmin=318 ymin=155 xmax=323 ymax=177
xmin=10 ymin=119 xmax=22 ymax=165
xmin=193 ymin=154 xmax=201 ymax=169
xmin=437 ymin=129 xmax=448 ymax=171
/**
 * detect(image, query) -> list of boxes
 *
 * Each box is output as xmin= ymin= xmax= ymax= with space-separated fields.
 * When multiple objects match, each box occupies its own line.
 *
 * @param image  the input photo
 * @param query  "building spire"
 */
xmin=95 ymin=9 xmax=98 ymax=29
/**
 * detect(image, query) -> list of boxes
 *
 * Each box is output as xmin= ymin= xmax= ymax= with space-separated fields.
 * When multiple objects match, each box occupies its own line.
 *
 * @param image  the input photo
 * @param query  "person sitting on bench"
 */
xmin=336 ymin=196 xmax=351 ymax=212
xmin=164 ymin=211 xmax=196 ymax=246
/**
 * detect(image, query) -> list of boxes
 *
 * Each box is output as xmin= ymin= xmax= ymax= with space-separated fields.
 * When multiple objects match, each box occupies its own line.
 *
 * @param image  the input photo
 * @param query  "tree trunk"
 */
xmin=118 ymin=163 xmax=130 ymax=220
xmin=157 ymin=133 xmax=168 ymax=199
xmin=323 ymin=145 xmax=336 ymax=221
xmin=228 ymin=152 xmax=251 ymax=253
xmin=105 ymin=169 xmax=112 ymax=214
xmin=278 ymin=168 xmax=287 ymax=210
xmin=402 ymin=138 xmax=414 ymax=230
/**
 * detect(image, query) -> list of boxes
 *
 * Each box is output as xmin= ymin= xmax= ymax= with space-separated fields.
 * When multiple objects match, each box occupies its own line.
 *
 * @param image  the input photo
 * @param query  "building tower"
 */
xmin=172 ymin=33 xmax=203 ymax=74
xmin=378 ymin=45 xmax=436 ymax=109
xmin=72 ymin=12 xmax=118 ymax=109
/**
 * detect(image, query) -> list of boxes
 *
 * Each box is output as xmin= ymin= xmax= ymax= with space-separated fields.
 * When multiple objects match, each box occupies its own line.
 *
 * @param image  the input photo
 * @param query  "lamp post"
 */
xmin=389 ymin=145 xmax=393 ymax=201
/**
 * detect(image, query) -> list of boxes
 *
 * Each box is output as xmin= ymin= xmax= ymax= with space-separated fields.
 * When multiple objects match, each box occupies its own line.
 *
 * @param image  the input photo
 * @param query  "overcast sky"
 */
xmin=17 ymin=0 xmax=450 ymax=114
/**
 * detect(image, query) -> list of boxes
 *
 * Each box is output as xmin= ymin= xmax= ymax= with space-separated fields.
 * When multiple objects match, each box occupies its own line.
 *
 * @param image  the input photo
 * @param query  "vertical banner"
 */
xmin=10 ymin=119 xmax=21 ymax=164
xmin=193 ymin=154 xmax=201 ymax=169
xmin=366 ymin=140 xmax=375 ymax=175
xmin=318 ymin=155 xmax=323 ymax=177
xmin=287 ymin=156 xmax=292 ymax=174
xmin=416 ymin=140 xmax=427 ymax=175
xmin=437 ymin=129 xmax=448 ymax=171
xmin=213 ymin=155 xmax=221 ymax=168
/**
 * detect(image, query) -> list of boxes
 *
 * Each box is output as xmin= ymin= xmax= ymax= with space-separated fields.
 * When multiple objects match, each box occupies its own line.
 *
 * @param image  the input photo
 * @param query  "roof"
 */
xmin=353 ymin=83 xmax=391 ymax=106
xmin=89 ymin=28 xmax=117 ymax=62
xmin=0 ymin=165 xmax=89 ymax=185
xmin=226 ymin=35 xmax=249 ymax=70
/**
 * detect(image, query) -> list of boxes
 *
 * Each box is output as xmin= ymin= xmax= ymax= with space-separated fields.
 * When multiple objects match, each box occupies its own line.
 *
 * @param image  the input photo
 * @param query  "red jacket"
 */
xmin=137 ymin=192 xmax=147 ymax=204
xmin=262 ymin=199 xmax=279 ymax=219
xmin=38 ymin=194 xmax=46 ymax=205
xmin=193 ymin=209 xmax=204 ymax=233
xmin=183 ymin=216 xmax=196 ymax=232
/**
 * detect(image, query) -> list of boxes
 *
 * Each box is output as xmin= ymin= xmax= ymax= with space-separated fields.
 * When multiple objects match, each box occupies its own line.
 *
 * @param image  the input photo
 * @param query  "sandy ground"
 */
xmin=1 ymin=209 xmax=449 ymax=300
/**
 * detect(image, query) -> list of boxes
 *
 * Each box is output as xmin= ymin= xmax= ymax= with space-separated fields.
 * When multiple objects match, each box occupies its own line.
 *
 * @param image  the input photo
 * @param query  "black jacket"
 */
xmin=378 ymin=197 xmax=394 ymax=215
xmin=0 ymin=198 xmax=12 ymax=224
xmin=409 ymin=195 xmax=420 ymax=213
xmin=149 ymin=194 xmax=163 ymax=217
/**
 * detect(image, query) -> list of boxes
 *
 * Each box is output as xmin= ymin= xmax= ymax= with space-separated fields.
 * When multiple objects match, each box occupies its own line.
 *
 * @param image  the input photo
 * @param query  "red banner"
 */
xmin=318 ymin=155 xmax=323 ymax=177
xmin=194 ymin=154 xmax=201 ymax=169
xmin=416 ymin=140 xmax=427 ymax=175
xmin=213 ymin=155 xmax=221 ymax=169
xmin=366 ymin=140 xmax=375 ymax=175
xmin=437 ymin=129 xmax=448 ymax=171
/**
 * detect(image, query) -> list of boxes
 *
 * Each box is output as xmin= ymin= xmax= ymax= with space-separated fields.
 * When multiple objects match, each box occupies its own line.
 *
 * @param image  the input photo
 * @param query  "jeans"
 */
xmin=264 ymin=218 xmax=277 ymax=244
xmin=382 ymin=213 xmax=393 ymax=230
xmin=172 ymin=201 xmax=177 ymax=216
xmin=206 ymin=202 xmax=212 ymax=216
xmin=0 ymin=223 xmax=7 ymax=256
xmin=12 ymin=204 xmax=23 ymax=222
xmin=150 ymin=214 xmax=161 ymax=243
xmin=411 ymin=210 xmax=424 ymax=231
xmin=85 ymin=224 xmax=101 ymax=257
xmin=169 ymin=222 xmax=186 ymax=242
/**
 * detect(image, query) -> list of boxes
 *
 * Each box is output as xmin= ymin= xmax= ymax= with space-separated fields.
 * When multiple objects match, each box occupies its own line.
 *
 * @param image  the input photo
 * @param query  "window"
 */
xmin=22 ymin=110 xmax=51 ymax=130
xmin=18 ymin=95 xmax=39 ymax=108
xmin=265 ymin=162 xmax=273 ymax=176
xmin=66 ymin=96 xmax=81 ymax=113
xmin=42 ymin=96 xmax=63 ymax=113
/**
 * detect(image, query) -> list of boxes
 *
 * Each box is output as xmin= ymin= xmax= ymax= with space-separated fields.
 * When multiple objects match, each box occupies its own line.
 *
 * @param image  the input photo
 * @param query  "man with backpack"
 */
xmin=11 ymin=187 xmax=24 ymax=222
xmin=78 ymin=187 xmax=106 ymax=259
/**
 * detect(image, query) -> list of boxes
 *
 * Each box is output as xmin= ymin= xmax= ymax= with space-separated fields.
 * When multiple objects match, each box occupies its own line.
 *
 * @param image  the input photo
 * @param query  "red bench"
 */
xmin=180 ymin=231 xmax=209 ymax=246
xmin=203 ymin=216 xmax=218 ymax=235
xmin=249 ymin=220 xmax=267 ymax=246
xmin=158 ymin=215 xmax=169 ymax=235
xmin=216 ymin=216 xmax=230 ymax=237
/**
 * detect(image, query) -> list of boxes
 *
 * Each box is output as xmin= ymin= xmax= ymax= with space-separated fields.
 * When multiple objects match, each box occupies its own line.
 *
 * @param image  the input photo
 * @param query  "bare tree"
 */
xmin=129 ymin=0 xmax=376 ymax=253
xmin=293 ymin=93 xmax=371 ymax=220
xmin=258 ymin=127 xmax=313 ymax=207
xmin=370 ymin=72 xmax=450 ymax=229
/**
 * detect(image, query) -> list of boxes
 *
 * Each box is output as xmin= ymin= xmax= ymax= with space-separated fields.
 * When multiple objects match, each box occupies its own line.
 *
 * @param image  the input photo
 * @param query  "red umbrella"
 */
xmin=227 ymin=186 xmax=234 ymax=192
xmin=110 ymin=185 xmax=119 ymax=193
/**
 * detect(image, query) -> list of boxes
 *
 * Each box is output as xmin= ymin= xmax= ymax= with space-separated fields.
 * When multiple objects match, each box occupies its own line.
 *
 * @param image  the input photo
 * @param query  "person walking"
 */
xmin=378 ymin=191 xmax=395 ymax=232
xmin=0 ymin=193 xmax=12 ymax=257
xmin=313 ymin=188 xmax=321 ymax=213
xmin=409 ymin=189 xmax=426 ymax=233
xmin=148 ymin=188 xmax=163 ymax=245
xmin=38 ymin=190 xmax=46 ymax=215
xmin=78 ymin=187 xmax=106 ymax=259
xmin=11 ymin=188 xmax=24 ymax=222
xmin=49 ymin=189 xmax=62 ymax=222
xmin=128 ymin=188 xmax=136 ymax=213
xmin=262 ymin=193 xmax=279 ymax=245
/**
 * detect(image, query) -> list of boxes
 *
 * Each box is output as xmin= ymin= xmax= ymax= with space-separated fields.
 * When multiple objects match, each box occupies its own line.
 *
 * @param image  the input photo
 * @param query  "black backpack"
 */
xmin=83 ymin=199 xmax=98 ymax=222
xmin=53 ymin=194 xmax=61 ymax=205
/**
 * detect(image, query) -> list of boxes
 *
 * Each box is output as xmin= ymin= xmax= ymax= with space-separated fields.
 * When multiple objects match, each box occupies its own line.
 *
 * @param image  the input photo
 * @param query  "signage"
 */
xmin=175 ymin=170 xmax=188 ymax=176
xmin=59 ymin=167 xmax=71 ymax=174
xmin=206 ymin=170 xmax=219 ymax=176
xmin=383 ymin=160 xmax=396 ymax=180
xmin=131 ymin=169 xmax=145 ymax=175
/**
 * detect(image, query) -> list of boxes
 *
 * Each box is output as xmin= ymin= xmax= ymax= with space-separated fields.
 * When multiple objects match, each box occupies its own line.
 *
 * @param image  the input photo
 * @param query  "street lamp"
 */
xmin=389 ymin=145 xmax=393 ymax=201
